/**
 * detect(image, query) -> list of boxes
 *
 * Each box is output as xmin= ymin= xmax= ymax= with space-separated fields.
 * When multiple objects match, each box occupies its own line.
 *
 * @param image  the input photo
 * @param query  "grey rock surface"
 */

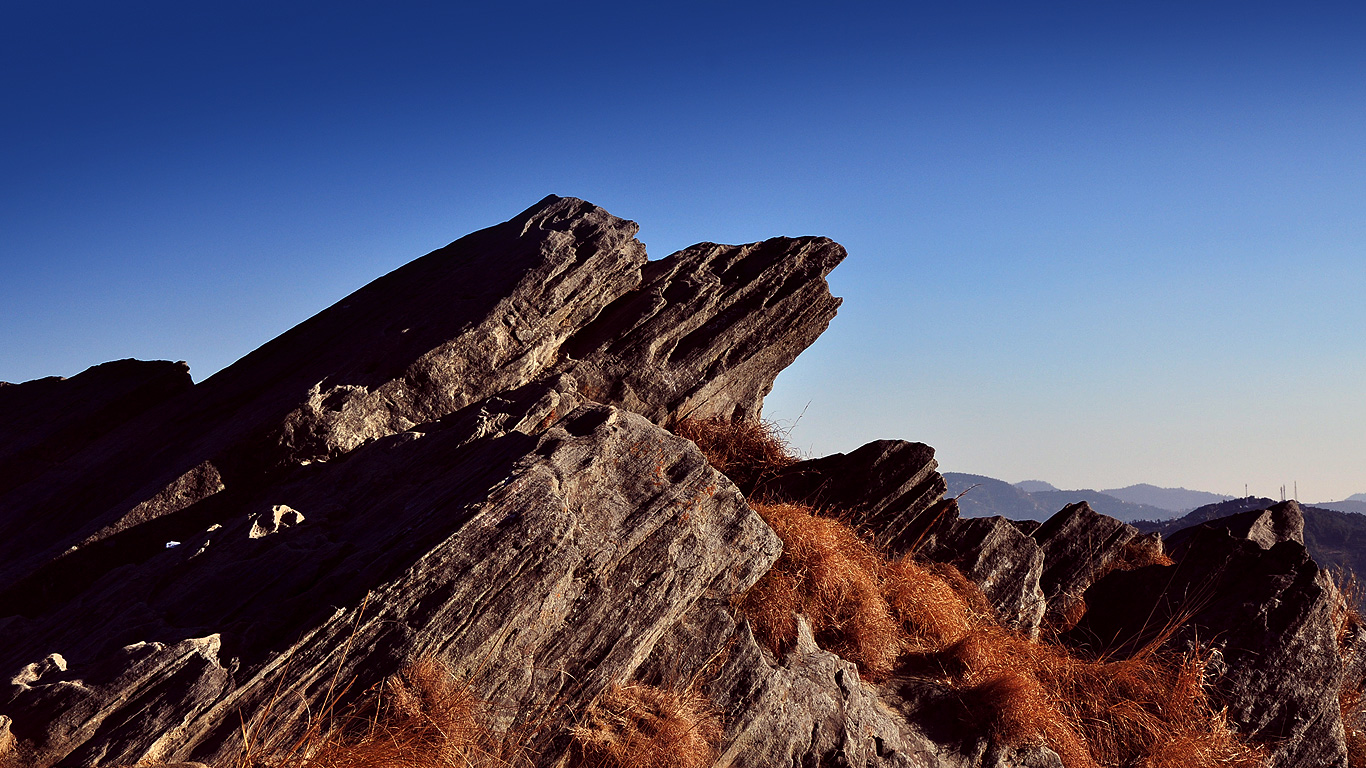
xmin=0 ymin=400 xmax=781 ymax=767
xmin=638 ymin=604 xmax=982 ymax=768
xmin=918 ymin=515 xmax=1047 ymax=638
xmin=563 ymin=236 xmax=845 ymax=424
xmin=1030 ymin=502 xmax=1139 ymax=627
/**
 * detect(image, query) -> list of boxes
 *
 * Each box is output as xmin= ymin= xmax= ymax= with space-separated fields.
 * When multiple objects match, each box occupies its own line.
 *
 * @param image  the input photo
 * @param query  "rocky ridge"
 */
xmin=0 ymin=197 xmax=1357 ymax=768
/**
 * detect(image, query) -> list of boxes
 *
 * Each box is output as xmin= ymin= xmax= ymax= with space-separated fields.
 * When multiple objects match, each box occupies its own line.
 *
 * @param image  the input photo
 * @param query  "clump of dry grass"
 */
xmin=672 ymin=417 xmax=797 ymax=494
xmin=301 ymin=658 xmax=513 ymax=768
xmin=569 ymin=683 xmax=721 ymax=768
xmin=938 ymin=610 xmax=1265 ymax=767
xmin=883 ymin=556 xmax=976 ymax=654
xmin=212 ymin=658 xmax=521 ymax=768
xmin=740 ymin=502 xmax=904 ymax=679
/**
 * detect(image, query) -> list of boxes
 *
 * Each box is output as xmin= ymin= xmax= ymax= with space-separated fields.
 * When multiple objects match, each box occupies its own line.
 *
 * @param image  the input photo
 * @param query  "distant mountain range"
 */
xmin=944 ymin=474 xmax=1174 ymax=523
xmin=1097 ymin=483 xmax=1233 ymax=512
xmin=1317 ymin=500 xmax=1366 ymax=515
xmin=946 ymin=472 xmax=1366 ymax=527
xmin=944 ymin=473 xmax=1055 ymax=521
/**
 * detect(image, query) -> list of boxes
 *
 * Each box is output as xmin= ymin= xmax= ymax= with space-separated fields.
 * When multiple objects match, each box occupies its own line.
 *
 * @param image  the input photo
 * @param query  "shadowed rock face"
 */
xmin=1031 ymin=501 xmax=1139 ymax=626
xmin=1165 ymin=499 xmax=1305 ymax=552
xmin=0 ymin=359 xmax=193 ymax=498
xmin=757 ymin=441 xmax=1048 ymax=638
xmin=1068 ymin=506 xmax=1346 ymax=768
xmin=757 ymin=439 xmax=946 ymax=555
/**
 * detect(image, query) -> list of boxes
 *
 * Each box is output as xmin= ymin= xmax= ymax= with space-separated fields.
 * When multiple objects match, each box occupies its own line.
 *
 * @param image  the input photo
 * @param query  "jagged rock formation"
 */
xmin=0 ymin=196 xmax=910 ymax=768
xmin=1069 ymin=499 xmax=1347 ymax=768
xmin=0 ymin=197 xmax=1353 ymax=768
xmin=918 ymin=514 xmax=1047 ymax=637
xmin=564 ymin=237 xmax=844 ymax=424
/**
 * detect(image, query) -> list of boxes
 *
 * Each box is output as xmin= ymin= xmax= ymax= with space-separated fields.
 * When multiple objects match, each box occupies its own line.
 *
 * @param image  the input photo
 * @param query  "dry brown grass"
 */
xmin=740 ymin=502 xmax=903 ymax=679
xmin=933 ymin=595 xmax=1264 ymax=767
xmin=672 ymin=417 xmax=797 ymax=494
xmin=687 ymin=416 xmax=1265 ymax=768
xmin=299 ymin=658 xmax=515 ymax=768
xmin=568 ymin=683 xmax=721 ymax=768
xmin=204 ymin=658 xmax=522 ymax=768
xmin=1332 ymin=568 xmax=1366 ymax=767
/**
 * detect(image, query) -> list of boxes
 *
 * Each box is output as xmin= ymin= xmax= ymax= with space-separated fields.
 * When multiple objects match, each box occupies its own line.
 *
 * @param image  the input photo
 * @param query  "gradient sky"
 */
xmin=3 ymin=2 xmax=1364 ymax=500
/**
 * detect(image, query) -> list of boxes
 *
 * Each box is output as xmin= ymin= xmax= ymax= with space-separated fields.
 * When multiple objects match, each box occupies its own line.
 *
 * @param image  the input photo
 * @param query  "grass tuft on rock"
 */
xmin=671 ymin=417 xmax=796 ymax=495
xmin=568 ymin=683 xmax=721 ymax=768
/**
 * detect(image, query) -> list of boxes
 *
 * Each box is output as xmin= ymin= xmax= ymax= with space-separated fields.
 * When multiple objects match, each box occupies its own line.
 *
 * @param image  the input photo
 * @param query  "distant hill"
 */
xmin=1315 ymin=500 xmax=1366 ymax=516
xmin=1135 ymin=497 xmax=1278 ymax=533
xmin=1013 ymin=480 xmax=1059 ymax=493
xmin=1027 ymin=489 xmax=1176 ymax=523
xmin=1098 ymin=483 xmax=1233 ymax=513
xmin=945 ymin=473 xmax=1054 ymax=521
xmin=1350 ymin=493 xmax=1366 ymax=503
xmin=1138 ymin=497 xmax=1366 ymax=578
xmin=947 ymin=474 xmax=1178 ymax=523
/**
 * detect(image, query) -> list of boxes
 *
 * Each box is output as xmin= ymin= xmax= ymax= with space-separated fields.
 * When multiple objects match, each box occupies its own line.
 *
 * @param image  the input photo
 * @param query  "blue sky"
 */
xmin=3 ymin=2 xmax=1364 ymax=500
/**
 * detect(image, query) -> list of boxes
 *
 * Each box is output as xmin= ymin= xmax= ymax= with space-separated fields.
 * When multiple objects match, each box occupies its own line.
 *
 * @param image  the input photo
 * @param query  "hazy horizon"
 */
xmin=3 ymin=3 xmax=1363 ymax=499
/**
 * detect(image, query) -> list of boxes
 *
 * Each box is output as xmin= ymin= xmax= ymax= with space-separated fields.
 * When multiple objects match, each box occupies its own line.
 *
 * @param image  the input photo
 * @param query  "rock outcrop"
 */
xmin=917 ymin=514 xmax=1047 ymax=637
xmin=1 ymin=197 xmax=1352 ymax=768
xmin=757 ymin=439 xmax=946 ymax=554
xmin=564 ymin=237 xmax=844 ymax=424
xmin=756 ymin=441 xmax=1048 ymax=637
xmin=0 ymin=197 xmax=856 ymax=768
xmin=1068 ymin=500 xmax=1347 ymax=768
xmin=1165 ymin=499 xmax=1306 ymax=552
xmin=1030 ymin=502 xmax=1140 ymax=626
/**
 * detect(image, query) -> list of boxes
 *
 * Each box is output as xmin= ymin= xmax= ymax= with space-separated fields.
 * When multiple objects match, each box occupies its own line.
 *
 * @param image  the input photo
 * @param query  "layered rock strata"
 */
xmin=1 ymin=197 xmax=1353 ymax=768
